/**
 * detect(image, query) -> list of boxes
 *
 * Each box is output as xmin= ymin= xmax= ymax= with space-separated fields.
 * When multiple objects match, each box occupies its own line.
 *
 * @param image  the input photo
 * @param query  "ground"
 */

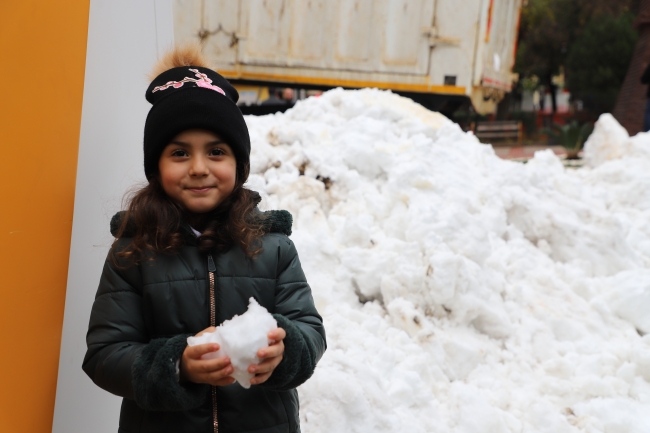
xmin=493 ymin=143 xmax=568 ymax=160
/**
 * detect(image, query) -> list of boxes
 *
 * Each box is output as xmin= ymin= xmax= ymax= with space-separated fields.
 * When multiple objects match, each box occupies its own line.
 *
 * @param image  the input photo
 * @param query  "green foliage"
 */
xmin=515 ymin=0 xmax=638 ymax=113
xmin=508 ymin=111 xmax=538 ymax=135
xmin=565 ymin=12 xmax=637 ymax=114
xmin=542 ymin=121 xmax=593 ymax=156
xmin=515 ymin=0 xmax=581 ymax=83
xmin=519 ymin=75 xmax=540 ymax=92
xmin=451 ymin=110 xmax=488 ymax=123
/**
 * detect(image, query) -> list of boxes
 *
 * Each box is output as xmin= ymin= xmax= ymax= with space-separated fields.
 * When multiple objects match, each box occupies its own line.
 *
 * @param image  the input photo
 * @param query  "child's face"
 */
xmin=158 ymin=128 xmax=237 ymax=214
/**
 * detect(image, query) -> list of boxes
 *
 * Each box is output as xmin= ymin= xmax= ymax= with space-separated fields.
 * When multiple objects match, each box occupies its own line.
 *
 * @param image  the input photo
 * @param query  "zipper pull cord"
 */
xmin=207 ymin=254 xmax=216 ymax=272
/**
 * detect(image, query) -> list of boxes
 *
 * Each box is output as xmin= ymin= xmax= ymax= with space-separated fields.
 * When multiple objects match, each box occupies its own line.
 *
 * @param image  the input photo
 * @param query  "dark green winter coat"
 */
xmin=82 ymin=210 xmax=326 ymax=433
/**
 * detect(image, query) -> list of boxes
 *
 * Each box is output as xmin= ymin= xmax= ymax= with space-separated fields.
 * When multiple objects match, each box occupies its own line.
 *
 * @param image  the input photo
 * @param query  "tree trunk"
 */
xmin=612 ymin=0 xmax=650 ymax=135
xmin=546 ymin=73 xmax=558 ymax=113
xmin=550 ymin=83 xmax=558 ymax=113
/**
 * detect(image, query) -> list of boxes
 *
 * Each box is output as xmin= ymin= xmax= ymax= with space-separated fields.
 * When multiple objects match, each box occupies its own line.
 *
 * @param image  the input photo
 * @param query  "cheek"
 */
xmin=158 ymin=163 xmax=181 ymax=194
xmin=222 ymin=163 xmax=238 ymax=189
xmin=159 ymin=174 xmax=172 ymax=195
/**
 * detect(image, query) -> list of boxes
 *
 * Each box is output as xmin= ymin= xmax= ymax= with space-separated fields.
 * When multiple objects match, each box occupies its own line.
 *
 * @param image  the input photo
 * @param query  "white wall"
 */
xmin=52 ymin=1 xmax=173 ymax=432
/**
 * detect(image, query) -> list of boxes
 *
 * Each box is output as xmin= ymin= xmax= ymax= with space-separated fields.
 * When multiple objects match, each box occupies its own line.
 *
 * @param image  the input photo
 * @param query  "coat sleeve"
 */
xmin=262 ymin=237 xmax=326 ymax=390
xmin=82 ymin=245 xmax=207 ymax=411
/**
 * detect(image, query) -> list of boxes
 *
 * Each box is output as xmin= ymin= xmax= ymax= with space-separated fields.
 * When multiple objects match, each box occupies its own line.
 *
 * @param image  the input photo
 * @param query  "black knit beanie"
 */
xmin=143 ymin=66 xmax=250 ymax=179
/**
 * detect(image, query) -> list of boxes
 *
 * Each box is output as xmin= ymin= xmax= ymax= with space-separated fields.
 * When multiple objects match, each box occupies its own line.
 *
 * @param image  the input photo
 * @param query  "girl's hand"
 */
xmin=180 ymin=327 xmax=235 ymax=387
xmin=248 ymin=328 xmax=286 ymax=385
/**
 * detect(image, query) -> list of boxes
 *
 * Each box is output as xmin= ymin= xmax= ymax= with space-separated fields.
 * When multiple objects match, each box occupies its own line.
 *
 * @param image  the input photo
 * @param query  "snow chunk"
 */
xmin=187 ymin=298 xmax=277 ymax=389
xmin=583 ymin=113 xmax=629 ymax=168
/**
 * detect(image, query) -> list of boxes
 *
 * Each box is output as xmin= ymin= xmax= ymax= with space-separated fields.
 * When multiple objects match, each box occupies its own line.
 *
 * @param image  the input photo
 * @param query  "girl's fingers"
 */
xmin=257 ymin=341 xmax=284 ymax=359
xmin=249 ymin=354 xmax=283 ymax=374
xmin=206 ymin=364 xmax=234 ymax=383
xmin=267 ymin=328 xmax=286 ymax=341
xmin=185 ymin=343 xmax=220 ymax=359
xmin=199 ymin=356 xmax=231 ymax=373
xmin=250 ymin=371 xmax=271 ymax=385
xmin=186 ymin=328 xmax=285 ymax=386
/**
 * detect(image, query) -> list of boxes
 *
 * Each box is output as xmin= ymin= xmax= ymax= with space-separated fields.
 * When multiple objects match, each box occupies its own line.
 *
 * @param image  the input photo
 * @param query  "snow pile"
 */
xmin=583 ymin=113 xmax=650 ymax=169
xmin=244 ymin=89 xmax=650 ymax=433
xmin=187 ymin=298 xmax=277 ymax=388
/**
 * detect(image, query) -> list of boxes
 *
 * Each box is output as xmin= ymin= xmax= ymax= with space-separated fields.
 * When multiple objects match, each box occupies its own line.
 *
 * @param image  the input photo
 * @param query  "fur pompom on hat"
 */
xmin=143 ymin=45 xmax=250 ymax=179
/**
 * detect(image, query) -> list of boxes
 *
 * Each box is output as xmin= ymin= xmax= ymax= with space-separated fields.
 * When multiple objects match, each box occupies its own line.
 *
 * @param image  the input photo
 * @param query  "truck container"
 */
xmin=172 ymin=0 xmax=523 ymax=115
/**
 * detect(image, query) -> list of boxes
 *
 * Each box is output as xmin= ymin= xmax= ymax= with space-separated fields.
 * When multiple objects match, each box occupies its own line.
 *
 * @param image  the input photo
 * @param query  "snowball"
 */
xmin=187 ymin=297 xmax=277 ymax=389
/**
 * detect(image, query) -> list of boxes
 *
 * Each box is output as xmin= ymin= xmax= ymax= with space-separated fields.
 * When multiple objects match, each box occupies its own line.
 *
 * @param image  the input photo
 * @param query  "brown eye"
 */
xmin=170 ymin=149 xmax=187 ymax=157
xmin=209 ymin=148 xmax=225 ymax=156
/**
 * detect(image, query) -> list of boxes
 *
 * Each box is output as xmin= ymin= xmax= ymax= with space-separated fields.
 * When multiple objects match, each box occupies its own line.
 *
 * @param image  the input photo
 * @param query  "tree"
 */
xmin=515 ymin=0 xmax=575 ymax=112
xmin=565 ymin=12 xmax=637 ymax=114
xmin=515 ymin=0 xmax=638 ymax=113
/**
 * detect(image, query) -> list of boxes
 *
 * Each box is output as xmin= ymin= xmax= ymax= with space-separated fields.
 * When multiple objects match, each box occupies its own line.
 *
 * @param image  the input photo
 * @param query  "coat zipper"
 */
xmin=207 ymin=254 xmax=218 ymax=433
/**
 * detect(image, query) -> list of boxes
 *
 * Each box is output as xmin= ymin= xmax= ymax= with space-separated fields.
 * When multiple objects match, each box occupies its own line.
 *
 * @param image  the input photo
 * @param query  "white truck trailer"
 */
xmin=172 ymin=0 xmax=522 ymax=114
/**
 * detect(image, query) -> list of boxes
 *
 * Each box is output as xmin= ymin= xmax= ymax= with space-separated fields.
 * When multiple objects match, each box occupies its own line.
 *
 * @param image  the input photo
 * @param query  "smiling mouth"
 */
xmin=186 ymin=187 xmax=214 ymax=193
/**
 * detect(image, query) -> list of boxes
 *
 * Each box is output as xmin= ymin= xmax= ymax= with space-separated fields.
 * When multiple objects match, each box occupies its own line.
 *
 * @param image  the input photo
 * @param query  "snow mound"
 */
xmin=187 ymin=298 xmax=277 ymax=388
xmin=245 ymin=89 xmax=650 ymax=433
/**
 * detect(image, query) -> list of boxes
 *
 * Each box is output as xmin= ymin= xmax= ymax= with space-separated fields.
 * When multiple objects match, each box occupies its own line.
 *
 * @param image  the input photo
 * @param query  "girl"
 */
xmin=83 ymin=45 xmax=326 ymax=433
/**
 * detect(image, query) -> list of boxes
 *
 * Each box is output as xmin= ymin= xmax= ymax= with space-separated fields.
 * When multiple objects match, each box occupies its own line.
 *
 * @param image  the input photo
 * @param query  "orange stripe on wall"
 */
xmin=0 ymin=2 xmax=89 ymax=432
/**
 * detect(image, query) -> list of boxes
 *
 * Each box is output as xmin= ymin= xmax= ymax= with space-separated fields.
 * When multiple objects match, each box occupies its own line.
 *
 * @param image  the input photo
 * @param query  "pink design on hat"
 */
xmin=152 ymin=68 xmax=226 ymax=96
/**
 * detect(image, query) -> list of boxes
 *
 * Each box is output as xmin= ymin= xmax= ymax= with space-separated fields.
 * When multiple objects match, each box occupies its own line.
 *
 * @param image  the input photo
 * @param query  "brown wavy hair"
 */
xmin=111 ymin=160 xmax=265 ymax=266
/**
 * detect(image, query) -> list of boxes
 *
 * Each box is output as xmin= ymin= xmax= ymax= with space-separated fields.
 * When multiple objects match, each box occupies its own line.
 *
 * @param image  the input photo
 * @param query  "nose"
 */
xmin=189 ymin=155 xmax=209 ymax=176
